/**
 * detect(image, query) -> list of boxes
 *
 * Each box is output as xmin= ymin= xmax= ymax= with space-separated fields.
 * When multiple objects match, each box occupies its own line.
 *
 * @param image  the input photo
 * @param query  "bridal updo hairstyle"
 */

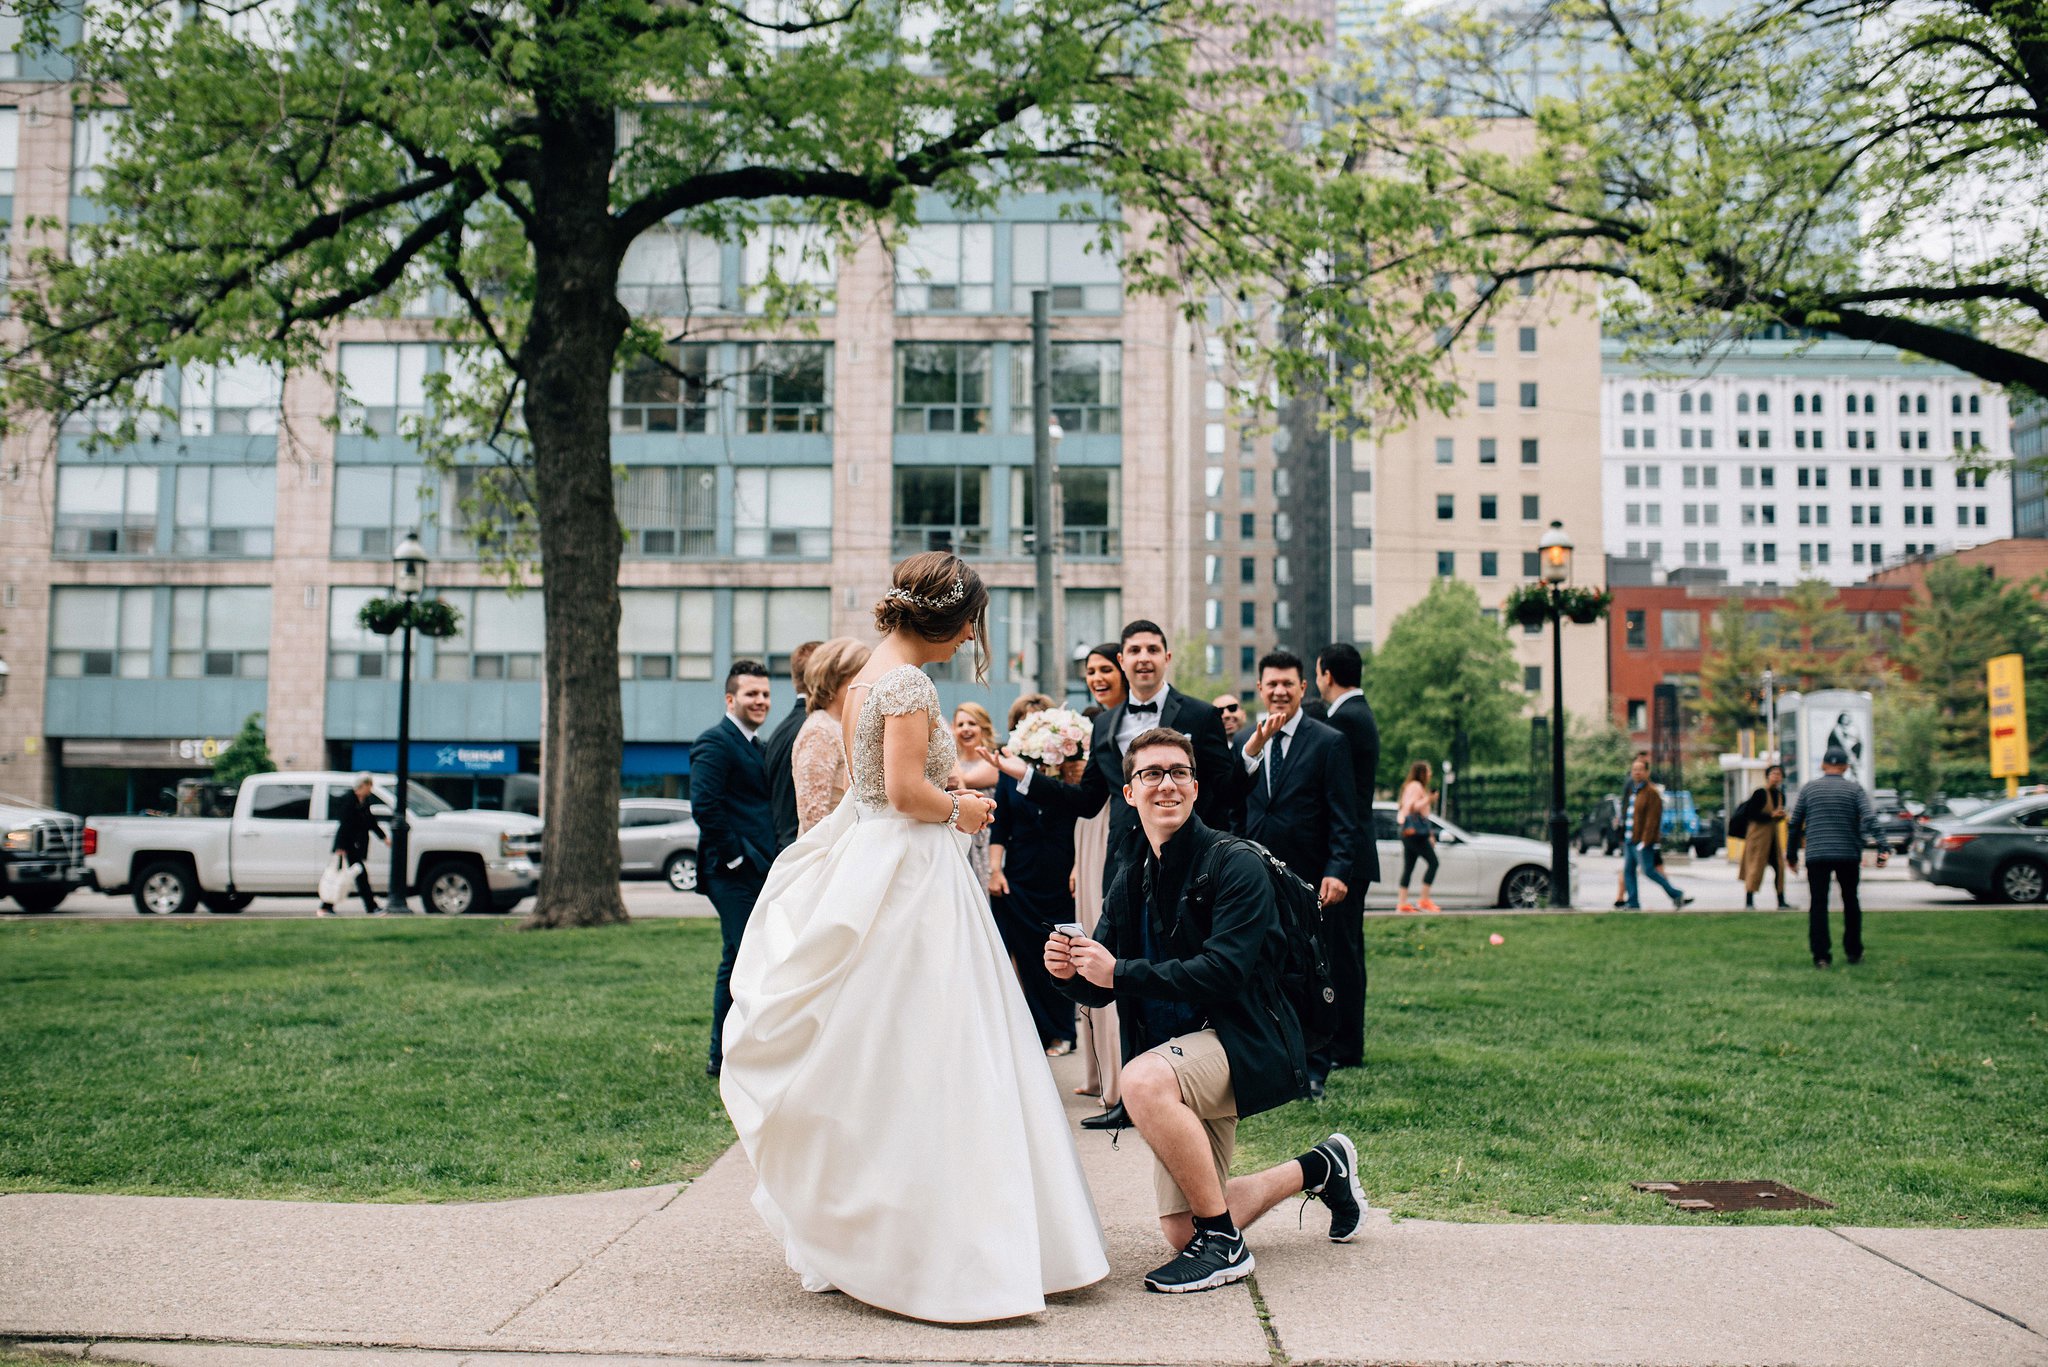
xmin=874 ymin=551 xmax=991 ymax=682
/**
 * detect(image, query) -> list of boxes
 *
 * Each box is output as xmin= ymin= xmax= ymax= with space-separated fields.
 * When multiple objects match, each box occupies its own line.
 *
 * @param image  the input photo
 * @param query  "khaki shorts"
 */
xmin=1142 ymin=1029 xmax=1240 ymax=1217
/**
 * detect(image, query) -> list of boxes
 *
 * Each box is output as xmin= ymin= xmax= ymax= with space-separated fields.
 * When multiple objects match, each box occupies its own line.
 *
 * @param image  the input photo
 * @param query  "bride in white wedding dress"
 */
xmin=719 ymin=551 xmax=1109 ymax=1324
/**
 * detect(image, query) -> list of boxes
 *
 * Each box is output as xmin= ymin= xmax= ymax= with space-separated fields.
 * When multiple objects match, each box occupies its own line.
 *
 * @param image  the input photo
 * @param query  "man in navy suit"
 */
xmin=1224 ymin=649 xmax=1360 ymax=1098
xmin=763 ymin=640 xmax=820 ymax=854
xmin=692 ymin=659 xmax=778 ymax=1078
xmin=1314 ymin=642 xmax=1379 ymax=1071
xmin=992 ymin=620 xmax=1233 ymax=891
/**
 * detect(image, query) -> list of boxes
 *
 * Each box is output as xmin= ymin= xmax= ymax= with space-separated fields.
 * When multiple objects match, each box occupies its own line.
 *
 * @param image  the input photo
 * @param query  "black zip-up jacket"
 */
xmin=1054 ymin=814 xmax=1309 ymax=1119
xmin=332 ymin=791 xmax=386 ymax=859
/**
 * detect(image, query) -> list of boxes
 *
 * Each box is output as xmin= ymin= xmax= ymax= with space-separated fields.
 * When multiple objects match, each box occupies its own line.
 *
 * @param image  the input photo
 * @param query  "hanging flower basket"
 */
xmin=1503 ymin=584 xmax=1611 ymax=627
xmin=358 ymin=596 xmax=463 ymax=639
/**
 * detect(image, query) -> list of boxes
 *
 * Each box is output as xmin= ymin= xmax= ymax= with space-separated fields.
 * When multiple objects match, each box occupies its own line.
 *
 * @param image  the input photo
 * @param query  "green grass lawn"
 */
xmin=1244 ymin=910 xmax=2048 ymax=1226
xmin=3 ymin=911 xmax=2044 ymax=1225
xmin=0 ymin=918 xmax=732 ymax=1202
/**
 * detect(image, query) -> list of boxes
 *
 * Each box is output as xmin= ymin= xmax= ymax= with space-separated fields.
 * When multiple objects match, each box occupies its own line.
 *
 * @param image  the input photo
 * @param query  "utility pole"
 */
xmin=1031 ymin=290 xmax=1064 ymax=698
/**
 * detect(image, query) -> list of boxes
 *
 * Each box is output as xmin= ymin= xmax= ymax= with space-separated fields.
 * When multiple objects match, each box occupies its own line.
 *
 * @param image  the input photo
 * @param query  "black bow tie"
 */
xmin=1127 ymin=700 xmax=1159 ymax=715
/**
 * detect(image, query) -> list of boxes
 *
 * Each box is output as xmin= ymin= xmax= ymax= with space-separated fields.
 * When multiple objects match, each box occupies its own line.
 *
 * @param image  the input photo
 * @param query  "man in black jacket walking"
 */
xmin=322 ymin=773 xmax=387 ymax=917
xmin=1049 ymin=728 xmax=1368 ymax=1295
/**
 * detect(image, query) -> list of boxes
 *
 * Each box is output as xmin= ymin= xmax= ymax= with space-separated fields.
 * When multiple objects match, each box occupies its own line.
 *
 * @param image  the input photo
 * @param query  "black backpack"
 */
xmin=1186 ymin=835 xmax=1340 ymax=1055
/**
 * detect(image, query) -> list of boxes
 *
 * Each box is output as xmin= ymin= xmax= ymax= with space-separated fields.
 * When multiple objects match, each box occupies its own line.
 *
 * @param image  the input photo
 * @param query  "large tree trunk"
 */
xmin=523 ymin=105 xmax=631 ymax=929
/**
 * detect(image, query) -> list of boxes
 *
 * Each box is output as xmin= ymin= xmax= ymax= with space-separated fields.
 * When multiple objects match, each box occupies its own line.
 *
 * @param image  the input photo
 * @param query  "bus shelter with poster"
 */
xmin=1774 ymin=690 xmax=1876 ymax=802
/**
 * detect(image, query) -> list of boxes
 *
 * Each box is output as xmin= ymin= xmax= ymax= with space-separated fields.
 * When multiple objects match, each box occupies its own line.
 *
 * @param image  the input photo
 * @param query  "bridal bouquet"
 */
xmin=1006 ymin=707 xmax=1090 ymax=771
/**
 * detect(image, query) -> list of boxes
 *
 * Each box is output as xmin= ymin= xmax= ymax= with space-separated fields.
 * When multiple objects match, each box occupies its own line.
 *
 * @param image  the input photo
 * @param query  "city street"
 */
xmin=3 ymin=849 xmax=2009 ymax=920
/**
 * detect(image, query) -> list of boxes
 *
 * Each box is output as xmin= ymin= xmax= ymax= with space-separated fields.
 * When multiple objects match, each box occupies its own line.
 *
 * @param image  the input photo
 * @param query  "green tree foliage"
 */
xmin=1365 ymin=579 xmax=1524 ymax=774
xmin=1696 ymin=604 xmax=1774 ymax=754
xmin=1271 ymin=0 xmax=2048 ymax=427
xmin=1770 ymin=580 xmax=1878 ymax=694
xmin=212 ymin=713 xmax=276 ymax=788
xmin=1171 ymin=632 xmax=1236 ymax=704
xmin=1893 ymin=559 xmax=2048 ymax=787
xmin=3 ymin=0 xmax=1317 ymax=926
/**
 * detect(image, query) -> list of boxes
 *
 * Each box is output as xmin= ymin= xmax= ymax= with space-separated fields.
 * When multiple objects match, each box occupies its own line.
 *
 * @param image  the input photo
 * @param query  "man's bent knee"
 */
xmin=1120 ymin=1055 xmax=1180 ymax=1112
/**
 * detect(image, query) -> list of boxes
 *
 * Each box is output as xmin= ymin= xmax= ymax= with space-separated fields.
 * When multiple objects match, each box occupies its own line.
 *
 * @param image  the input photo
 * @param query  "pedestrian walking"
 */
xmin=1395 ymin=761 xmax=1439 ymax=913
xmin=320 ymin=773 xmax=387 ymax=916
xmin=1788 ymin=745 xmax=1884 ymax=968
xmin=1734 ymin=763 xmax=1791 ymax=910
xmin=1624 ymin=755 xmax=1694 ymax=909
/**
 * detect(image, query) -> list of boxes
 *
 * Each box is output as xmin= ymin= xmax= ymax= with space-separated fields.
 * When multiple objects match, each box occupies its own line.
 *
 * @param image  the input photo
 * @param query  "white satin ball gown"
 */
xmin=719 ymin=663 xmax=1109 ymax=1323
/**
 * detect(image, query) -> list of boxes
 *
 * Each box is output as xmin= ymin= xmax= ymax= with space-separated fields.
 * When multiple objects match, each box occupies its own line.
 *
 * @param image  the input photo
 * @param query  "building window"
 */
xmin=433 ymin=589 xmax=544 ymax=681
xmin=618 ymin=465 xmax=718 ymax=557
xmin=1522 ymin=494 xmax=1540 ymax=520
xmin=1477 ymin=382 xmax=1497 ymax=409
xmin=893 ymin=465 xmax=988 ymax=556
xmin=1623 ymin=429 xmax=1638 ymax=449
xmin=740 ymin=342 xmax=832 ymax=432
xmin=1523 ymin=665 xmax=1541 ymax=692
xmin=1521 ymin=438 xmax=1539 ymax=465
xmin=167 ymin=586 xmax=271 ymax=678
xmin=172 ymin=466 xmax=276 ymax=557
xmin=1013 ymin=467 xmax=1121 ymax=558
xmin=1479 ymin=494 xmax=1498 ymax=521
xmin=1205 ymin=598 xmax=1222 ymax=630
xmin=1627 ymin=699 xmax=1647 ymax=730
xmin=1519 ymin=382 xmax=1538 ymax=409
xmin=339 ymin=342 xmax=431 ymax=434
xmin=1437 ymin=494 xmax=1455 ymax=519
xmin=1476 ymin=328 xmax=1495 ymax=354
xmin=1436 ymin=550 xmax=1455 ymax=577
xmin=1480 ymin=550 xmax=1498 ymax=577
xmin=618 ymin=226 xmax=722 ymax=314
xmin=334 ymin=465 xmax=430 ymax=558
xmin=1010 ymin=222 xmax=1121 ymax=312
xmin=1240 ymin=511 xmax=1256 ymax=539
xmin=71 ymin=106 xmax=124 ymax=198
xmin=618 ymin=589 xmax=716 ymax=681
xmin=894 ymin=222 xmax=995 ymax=312
xmin=1240 ymin=556 xmax=1256 ymax=584
xmin=1010 ymin=342 xmax=1121 ymax=434
xmin=1661 ymin=609 xmax=1701 ymax=651
xmin=329 ymin=587 xmax=398 ymax=679
xmin=178 ymin=359 xmax=282 ymax=435
xmin=1239 ymin=601 xmax=1256 ymax=629
xmin=54 ymin=466 xmax=158 ymax=555
xmin=0 ymin=106 xmax=16 ymax=194
xmin=613 ymin=343 xmax=714 ymax=433
xmin=1522 ymin=551 xmax=1540 ymax=577
xmin=1518 ymin=326 xmax=1537 ymax=354
xmin=895 ymin=342 xmax=989 ymax=433
xmin=1479 ymin=438 xmax=1497 ymax=465
xmin=734 ymin=466 xmax=832 ymax=557
xmin=49 ymin=586 xmax=155 ymax=677
xmin=741 ymin=224 xmax=835 ymax=313
xmin=1240 ymin=645 xmax=1257 ymax=674
xmin=1623 ymin=393 xmax=1637 ymax=415
xmin=1624 ymin=610 xmax=1646 ymax=649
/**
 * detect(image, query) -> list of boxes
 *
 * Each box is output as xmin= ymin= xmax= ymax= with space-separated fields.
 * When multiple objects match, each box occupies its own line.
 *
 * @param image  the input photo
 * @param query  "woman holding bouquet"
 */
xmin=988 ymin=693 xmax=1081 ymax=1055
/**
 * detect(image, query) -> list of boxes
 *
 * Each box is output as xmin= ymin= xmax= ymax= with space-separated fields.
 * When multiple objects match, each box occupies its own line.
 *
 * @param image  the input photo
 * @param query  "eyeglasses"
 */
xmin=1219 ymin=703 xmax=1242 ymax=714
xmin=1132 ymin=765 xmax=1197 ymax=789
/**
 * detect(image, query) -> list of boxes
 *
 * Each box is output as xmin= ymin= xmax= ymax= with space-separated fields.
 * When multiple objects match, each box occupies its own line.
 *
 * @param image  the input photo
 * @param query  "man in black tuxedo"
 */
xmin=692 ymin=659 xmax=778 ymax=1078
xmin=1314 ymin=642 xmax=1379 ymax=1071
xmin=993 ymin=620 xmax=1234 ymax=884
xmin=1223 ymin=649 xmax=1360 ymax=1097
xmin=763 ymin=640 xmax=820 ymax=853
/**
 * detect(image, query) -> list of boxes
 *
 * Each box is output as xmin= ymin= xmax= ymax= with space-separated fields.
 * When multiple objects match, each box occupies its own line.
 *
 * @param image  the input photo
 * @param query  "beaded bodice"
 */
xmin=849 ymin=664 xmax=954 ymax=810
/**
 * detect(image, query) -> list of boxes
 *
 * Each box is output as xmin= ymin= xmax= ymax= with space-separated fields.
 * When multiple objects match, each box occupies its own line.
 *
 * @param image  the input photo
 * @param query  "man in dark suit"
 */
xmin=691 ymin=659 xmax=778 ymax=1078
xmin=992 ymin=620 xmax=1233 ymax=886
xmin=1315 ymin=642 xmax=1379 ymax=1071
xmin=763 ymin=640 xmax=820 ymax=853
xmin=1223 ymin=649 xmax=1360 ymax=1097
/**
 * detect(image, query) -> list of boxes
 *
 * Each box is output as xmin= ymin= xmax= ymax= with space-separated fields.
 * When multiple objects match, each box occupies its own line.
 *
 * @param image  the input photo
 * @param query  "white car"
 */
xmin=1363 ymin=802 xmax=1578 ymax=909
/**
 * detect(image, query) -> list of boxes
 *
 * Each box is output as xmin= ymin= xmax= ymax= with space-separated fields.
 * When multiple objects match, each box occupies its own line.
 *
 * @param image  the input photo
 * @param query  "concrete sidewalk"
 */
xmin=5 ymin=1057 xmax=2045 ymax=1367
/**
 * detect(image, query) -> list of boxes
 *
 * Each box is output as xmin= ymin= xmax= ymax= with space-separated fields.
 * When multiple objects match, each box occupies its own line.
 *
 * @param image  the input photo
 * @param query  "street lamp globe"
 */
xmin=392 ymin=530 xmax=430 ymax=598
xmin=1538 ymin=520 xmax=1574 ymax=585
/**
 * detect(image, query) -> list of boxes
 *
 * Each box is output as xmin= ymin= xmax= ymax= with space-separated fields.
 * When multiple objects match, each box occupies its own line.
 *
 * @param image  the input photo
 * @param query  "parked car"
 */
xmin=1871 ymin=790 xmax=1925 ymax=853
xmin=619 ymin=798 xmax=698 ymax=892
xmin=1660 ymin=789 xmax=1704 ymax=854
xmin=85 ymin=771 xmax=542 ymax=916
xmin=1692 ymin=806 xmax=1726 ymax=859
xmin=1366 ymin=803 xmax=1579 ymax=909
xmin=0 ymin=794 xmax=89 ymax=912
xmin=1908 ymin=794 xmax=2048 ymax=903
xmin=1575 ymin=795 xmax=1623 ymax=856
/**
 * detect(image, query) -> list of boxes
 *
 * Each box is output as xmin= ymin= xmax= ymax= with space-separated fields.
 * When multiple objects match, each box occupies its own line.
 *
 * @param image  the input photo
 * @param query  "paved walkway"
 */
xmin=5 ymin=1057 xmax=2045 ymax=1367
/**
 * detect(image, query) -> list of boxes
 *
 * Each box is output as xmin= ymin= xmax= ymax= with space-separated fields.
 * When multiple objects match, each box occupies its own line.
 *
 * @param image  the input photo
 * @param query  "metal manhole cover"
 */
xmin=1631 ymin=1181 xmax=1833 ymax=1211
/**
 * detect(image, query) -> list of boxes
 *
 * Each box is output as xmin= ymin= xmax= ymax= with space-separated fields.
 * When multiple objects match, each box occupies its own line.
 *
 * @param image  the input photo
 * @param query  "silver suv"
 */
xmin=620 ymin=799 xmax=699 ymax=892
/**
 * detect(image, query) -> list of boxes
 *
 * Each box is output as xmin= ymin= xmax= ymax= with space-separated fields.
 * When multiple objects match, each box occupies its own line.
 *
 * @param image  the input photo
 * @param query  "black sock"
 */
xmin=1192 ymin=1211 xmax=1238 ymax=1240
xmin=1297 ymin=1145 xmax=1334 ymax=1193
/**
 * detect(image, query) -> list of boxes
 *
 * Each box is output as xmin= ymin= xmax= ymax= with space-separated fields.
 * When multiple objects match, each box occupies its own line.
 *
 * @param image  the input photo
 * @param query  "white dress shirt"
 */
xmin=1240 ymin=708 xmax=1305 ymax=793
xmin=727 ymin=711 xmax=762 ymax=745
xmin=1325 ymin=687 xmax=1363 ymax=717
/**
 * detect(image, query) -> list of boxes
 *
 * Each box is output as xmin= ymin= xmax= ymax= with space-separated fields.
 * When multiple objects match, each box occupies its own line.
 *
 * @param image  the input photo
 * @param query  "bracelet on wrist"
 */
xmin=945 ymin=792 xmax=963 ymax=830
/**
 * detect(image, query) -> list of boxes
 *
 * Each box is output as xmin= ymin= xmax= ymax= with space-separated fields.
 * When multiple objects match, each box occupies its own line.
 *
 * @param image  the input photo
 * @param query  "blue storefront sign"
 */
xmin=352 ymin=741 xmax=518 ymax=776
xmin=622 ymin=742 xmax=692 ymax=777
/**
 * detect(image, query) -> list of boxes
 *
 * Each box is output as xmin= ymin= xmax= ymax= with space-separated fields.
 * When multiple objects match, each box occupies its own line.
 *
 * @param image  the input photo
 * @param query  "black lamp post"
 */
xmin=1538 ymin=520 xmax=1575 ymax=908
xmin=384 ymin=530 xmax=429 ymax=914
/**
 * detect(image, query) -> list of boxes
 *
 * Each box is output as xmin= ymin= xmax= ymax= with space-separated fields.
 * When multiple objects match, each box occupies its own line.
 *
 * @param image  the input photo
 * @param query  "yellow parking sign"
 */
xmin=1988 ymin=653 xmax=2028 ymax=783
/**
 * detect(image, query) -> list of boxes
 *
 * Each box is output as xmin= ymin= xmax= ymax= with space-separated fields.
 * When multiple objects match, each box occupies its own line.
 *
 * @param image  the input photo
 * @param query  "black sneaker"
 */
xmin=1305 ymin=1132 xmax=1367 ymax=1242
xmin=1143 ymin=1228 xmax=1254 ymax=1293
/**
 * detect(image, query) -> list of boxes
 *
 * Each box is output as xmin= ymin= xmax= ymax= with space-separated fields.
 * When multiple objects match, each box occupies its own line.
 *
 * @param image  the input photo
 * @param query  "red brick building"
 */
xmin=1866 ymin=537 xmax=2048 ymax=598
xmin=1607 ymin=581 xmax=1915 ymax=746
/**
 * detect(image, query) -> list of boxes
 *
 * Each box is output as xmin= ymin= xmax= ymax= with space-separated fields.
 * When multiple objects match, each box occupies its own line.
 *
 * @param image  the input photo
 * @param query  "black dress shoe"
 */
xmin=1080 ymin=1102 xmax=1129 ymax=1131
xmin=1308 ymin=1075 xmax=1327 ymax=1101
xmin=704 ymin=1063 xmax=721 ymax=1078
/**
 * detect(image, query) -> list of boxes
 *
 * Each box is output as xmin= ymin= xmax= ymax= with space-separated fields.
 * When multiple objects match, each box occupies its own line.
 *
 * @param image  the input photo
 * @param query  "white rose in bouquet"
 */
xmin=1005 ymin=707 xmax=1091 ymax=773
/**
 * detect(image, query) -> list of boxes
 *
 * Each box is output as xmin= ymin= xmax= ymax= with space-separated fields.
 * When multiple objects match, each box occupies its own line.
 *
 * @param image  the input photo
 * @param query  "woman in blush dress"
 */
xmin=720 ymin=552 xmax=1107 ymax=1324
xmin=790 ymin=637 xmax=871 ymax=835
xmin=1069 ymin=643 xmax=1127 ymax=1107
xmin=951 ymin=701 xmax=1002 ymax=889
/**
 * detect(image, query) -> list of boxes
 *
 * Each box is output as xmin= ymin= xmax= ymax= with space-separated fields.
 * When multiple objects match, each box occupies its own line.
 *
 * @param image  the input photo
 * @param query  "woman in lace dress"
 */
xmin=719 ymin=552 xmax=1108 ymax=1324
xmin=949 ymin=701 xmax=1002 ymax=889
xmin=790 ymin=637 xmax=870 ymax=834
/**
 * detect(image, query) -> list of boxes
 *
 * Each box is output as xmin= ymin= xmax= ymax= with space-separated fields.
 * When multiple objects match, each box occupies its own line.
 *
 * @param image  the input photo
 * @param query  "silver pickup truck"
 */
xmin=85 ymin=770 xmax=541 ymax=915
xmin=1 ymin=795 xmax=90 ymax=913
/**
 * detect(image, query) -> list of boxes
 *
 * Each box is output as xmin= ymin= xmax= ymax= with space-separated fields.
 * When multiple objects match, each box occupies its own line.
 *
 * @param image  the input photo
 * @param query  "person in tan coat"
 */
xmin=1624 ymin=756 xmax=1692 ymax=909
xmin=1735 ymin=764 xmax=1790 ymax=910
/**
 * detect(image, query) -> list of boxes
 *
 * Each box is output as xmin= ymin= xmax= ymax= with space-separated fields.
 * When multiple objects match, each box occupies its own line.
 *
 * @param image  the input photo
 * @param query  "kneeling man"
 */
xmin=1047 ymin=727 xmax=1366 ymax=1293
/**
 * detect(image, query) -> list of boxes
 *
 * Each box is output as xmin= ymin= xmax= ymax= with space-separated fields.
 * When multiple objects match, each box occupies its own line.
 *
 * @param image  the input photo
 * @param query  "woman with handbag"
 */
xmin=1735 ymin=764 xmax=1790 ymax=910
xmin=1395 ymin=760 xmax=1440 ymax=913
xmin=320 ymin=774 xmax=388 ymax=916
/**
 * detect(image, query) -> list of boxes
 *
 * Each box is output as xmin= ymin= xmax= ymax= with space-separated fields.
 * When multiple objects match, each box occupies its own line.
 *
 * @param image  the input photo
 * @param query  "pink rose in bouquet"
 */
xmin=1005 ymin=707 xmax=1091 ymax=772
